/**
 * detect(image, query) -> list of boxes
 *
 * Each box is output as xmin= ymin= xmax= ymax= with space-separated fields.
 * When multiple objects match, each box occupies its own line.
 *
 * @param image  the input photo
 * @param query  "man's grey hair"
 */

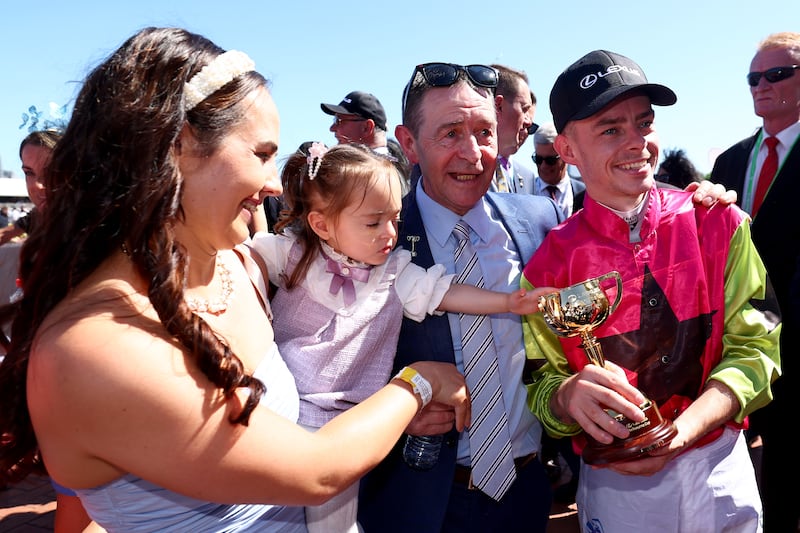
xmin=533 ymin=121 xmax=557 ymax=145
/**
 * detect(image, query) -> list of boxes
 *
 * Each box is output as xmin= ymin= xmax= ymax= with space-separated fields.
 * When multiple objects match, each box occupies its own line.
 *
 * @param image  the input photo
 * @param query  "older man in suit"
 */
xmin=710 ymin=31 xmax=800 ymax=532
xmin=358 ymin=62 xmax=561 ymax=533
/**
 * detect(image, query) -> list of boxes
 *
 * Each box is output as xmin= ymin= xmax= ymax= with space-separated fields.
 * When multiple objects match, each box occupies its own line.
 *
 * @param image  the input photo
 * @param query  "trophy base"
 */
xmin=582 ymin=400 xmax=678 ymax=466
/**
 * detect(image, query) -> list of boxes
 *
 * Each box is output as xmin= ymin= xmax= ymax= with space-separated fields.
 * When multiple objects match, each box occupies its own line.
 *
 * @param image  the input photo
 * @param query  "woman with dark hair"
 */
xmin=0 ymin=27 xmax=468 ymax=532
xmin=0 ymin=129 xmax=60 ymax=247
xmin=0 ymin=128 xmax=101 ymax=532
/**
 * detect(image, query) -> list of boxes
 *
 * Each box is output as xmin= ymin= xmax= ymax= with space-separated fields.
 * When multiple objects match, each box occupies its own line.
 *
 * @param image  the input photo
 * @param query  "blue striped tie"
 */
xmin=452 ymin=220 xmax=516 ymax=500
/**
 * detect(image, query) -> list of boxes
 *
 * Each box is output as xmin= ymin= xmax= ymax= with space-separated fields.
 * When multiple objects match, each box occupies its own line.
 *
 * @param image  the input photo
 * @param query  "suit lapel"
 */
xmin=399 ymin=190 xmax=435 ymax=268
xmin=401 ymin=190 xmax=530 ymax=268
xmin=486 ymin=193 xmax=537 ymax=265
xmin=729 ymin=132 xmax=759 ymax=197
xmin=756 ymin=133 xmax=800 ymax=221
xmin=571 ymin=178 xmax=586 ymax=212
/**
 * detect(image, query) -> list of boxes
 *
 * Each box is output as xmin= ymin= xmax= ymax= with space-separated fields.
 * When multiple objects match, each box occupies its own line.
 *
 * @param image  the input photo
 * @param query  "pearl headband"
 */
xmin=184 ymin=50 xmax=256 ymax=111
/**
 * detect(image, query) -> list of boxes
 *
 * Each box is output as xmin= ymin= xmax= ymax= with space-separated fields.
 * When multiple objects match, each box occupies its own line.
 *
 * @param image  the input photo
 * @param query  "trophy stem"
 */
xmin=579 ymin=331 xmax=606 ymax=367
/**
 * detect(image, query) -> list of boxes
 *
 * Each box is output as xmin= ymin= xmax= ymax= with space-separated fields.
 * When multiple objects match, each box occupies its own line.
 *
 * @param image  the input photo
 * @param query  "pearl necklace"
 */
xmin=185 ymin=258 xmax=235 ymax=314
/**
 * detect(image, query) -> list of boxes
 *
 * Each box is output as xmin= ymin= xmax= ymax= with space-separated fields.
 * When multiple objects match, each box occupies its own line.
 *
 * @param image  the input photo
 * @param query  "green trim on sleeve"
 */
xmin=521 ymin=276 xmax=582 ymax=437
xmin=526 ymin=372 xmax=582 ymax=437
xmin=713 ymin=219 xmax=781 ymax=422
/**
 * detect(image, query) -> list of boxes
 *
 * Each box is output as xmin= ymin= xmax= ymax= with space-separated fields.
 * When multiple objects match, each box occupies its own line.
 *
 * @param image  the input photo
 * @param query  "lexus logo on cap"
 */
xmin=580 ymin=64 xmax=642 ymax=89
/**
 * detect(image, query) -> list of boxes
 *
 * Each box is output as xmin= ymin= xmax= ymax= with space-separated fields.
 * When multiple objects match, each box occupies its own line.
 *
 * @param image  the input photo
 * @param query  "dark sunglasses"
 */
xmin=527 ymin=122 xmax=540 ymax=135
xmin=332 ymin=116 xmax=366 ymax=127
xmin=533 ymin=154 xmax=561 ymax=166
xmin=402 ymin=63 xmax=498 ymax=114
xmin=747 ymin=65 xmax=799 ymax=87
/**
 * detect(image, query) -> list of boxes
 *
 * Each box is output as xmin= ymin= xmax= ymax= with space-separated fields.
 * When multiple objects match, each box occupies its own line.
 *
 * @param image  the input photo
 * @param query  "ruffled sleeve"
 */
xmin=393 ymin=249 xmax=455 ymax=322
xmin=249 ymin=231 xmax=295 ymax=288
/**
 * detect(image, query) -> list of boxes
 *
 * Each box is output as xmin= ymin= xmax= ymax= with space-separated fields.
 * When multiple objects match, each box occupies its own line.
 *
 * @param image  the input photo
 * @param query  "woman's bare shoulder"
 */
xmin=35 ymin=277 xmax=165 ymax=361
xmin=27 ymin=256 xmax=185 ymax=415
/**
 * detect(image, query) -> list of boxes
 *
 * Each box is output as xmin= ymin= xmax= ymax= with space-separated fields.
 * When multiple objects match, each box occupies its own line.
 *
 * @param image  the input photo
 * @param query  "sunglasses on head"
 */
xmin=747 ymin=65 xmax=799 ymax=87
xmin=533 ymin=154 xmax=561 ymax=166
xmin=414 ymin=63 xmax=499 ymax=88
xmin=402 ymin=63 xmax=498 ymax=114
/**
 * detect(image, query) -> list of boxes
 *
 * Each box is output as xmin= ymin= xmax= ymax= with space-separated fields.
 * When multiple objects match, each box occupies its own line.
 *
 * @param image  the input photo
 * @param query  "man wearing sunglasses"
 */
xmin=490 ymin=64 xmax=538 ymax=194
xmin=522 ymin=49 xmax=779 ymax=533
xmin=710 ymin=31 xmax=800 ymax=532
xmin=358 ymin=62 xmax=563 ymax=533
xmin=532 ymin=122 xmax=585 ymax=218
xmin=321 ymin=90 xmax=389 ymax=154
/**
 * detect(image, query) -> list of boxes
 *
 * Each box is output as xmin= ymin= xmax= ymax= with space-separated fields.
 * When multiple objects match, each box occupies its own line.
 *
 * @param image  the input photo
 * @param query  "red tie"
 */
xmin=752 ymin=136 xmax=779 ymax=217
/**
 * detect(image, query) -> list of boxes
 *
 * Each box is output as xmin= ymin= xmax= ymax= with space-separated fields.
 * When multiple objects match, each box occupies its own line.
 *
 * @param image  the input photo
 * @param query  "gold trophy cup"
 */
xmin=538 ymin=271 xmax=677 ymax=465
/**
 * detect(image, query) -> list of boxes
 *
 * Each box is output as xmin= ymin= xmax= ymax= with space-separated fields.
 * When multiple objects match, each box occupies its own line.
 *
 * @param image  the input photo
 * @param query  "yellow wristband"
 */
xmin=393 ymin=366 xmax=432 ymax=408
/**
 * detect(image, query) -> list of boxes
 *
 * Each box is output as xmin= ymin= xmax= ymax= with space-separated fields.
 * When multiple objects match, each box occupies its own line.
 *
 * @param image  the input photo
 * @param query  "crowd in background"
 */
xmin=0 ymin=205 xmax=31 ymax=228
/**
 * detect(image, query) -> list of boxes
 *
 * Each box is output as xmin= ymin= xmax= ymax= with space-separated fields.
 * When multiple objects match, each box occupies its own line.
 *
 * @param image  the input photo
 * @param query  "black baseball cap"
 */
xmin=550 ymin=50 xmax=677 ymax=133
xmin=320 ymin=91 xmax=387 ymax=131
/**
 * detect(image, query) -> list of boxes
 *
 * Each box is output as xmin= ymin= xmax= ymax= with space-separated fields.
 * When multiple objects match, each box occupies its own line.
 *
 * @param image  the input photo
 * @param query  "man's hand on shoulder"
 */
xmin=686 ymin=180 xmax=737 ymax=208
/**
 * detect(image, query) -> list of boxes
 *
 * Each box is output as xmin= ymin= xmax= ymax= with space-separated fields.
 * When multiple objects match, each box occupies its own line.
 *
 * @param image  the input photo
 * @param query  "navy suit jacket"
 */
xmin=570 ymin=178 xmax=586 ymax=214
xmin=358 ymin=189 xmax=562 ymax=533
xmin=710 ymin=129 xmax=800 ymax=327
xmin=710 ymin=128 xmax=800 ymax=430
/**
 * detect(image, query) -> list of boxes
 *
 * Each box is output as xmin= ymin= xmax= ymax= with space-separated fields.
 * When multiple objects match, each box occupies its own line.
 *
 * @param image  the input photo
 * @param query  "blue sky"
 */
xmin=0 ymin=1 xmax=796 ymax=179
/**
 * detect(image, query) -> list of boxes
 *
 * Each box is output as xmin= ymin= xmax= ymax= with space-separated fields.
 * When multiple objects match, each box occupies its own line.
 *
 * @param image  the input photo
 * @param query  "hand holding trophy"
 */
xmin=538 ymin=271 xmax=677 ymax=465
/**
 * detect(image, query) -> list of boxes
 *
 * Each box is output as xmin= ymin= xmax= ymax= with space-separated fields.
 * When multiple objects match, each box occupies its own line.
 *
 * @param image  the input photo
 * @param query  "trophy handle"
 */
xmin=596 ymin=271 xmax=623 ymax=314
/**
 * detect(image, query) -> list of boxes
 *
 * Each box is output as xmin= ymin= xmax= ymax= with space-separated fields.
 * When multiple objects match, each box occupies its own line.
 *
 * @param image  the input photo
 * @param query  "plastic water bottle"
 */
xmin=402 ymin=434 xmax=442 ymax=470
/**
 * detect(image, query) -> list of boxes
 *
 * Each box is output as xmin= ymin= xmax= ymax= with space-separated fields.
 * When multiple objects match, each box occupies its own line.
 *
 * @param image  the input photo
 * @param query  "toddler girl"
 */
xmin=251 ymin=142 xmax=546 ymax=533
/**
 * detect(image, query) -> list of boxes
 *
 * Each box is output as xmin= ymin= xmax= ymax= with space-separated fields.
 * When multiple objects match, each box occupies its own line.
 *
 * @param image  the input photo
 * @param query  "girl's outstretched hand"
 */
xmin=507 ymin=286 xmax=558 ymax=315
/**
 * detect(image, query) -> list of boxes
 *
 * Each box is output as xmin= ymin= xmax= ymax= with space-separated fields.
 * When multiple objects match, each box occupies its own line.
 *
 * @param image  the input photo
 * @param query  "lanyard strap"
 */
xmin=743 ymin=130 xmax=764 ymax=212
xmin=745 ymin=129 xmax=799 ymax=213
